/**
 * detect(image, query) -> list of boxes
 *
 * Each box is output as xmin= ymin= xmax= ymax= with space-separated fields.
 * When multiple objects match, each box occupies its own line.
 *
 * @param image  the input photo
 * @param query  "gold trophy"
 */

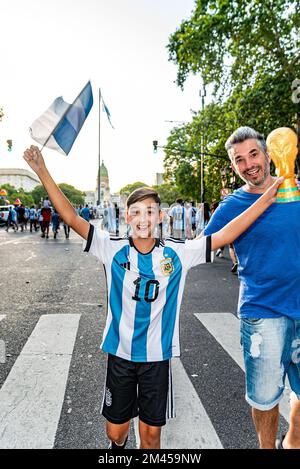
xmin=266 ymin=127 xmax=300 ymax=203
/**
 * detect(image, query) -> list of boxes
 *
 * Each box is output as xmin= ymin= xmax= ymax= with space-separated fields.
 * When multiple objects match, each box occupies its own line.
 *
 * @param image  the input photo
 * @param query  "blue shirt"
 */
xmin=205 ymin=187 xmax=300 ymax=320
xmin=81 ymin=207 xmax=90 ymax=221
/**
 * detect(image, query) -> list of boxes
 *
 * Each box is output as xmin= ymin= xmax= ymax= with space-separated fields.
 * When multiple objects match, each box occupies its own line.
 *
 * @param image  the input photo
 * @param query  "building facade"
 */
xmin=0 ymin=168 xmax=40 ymax=192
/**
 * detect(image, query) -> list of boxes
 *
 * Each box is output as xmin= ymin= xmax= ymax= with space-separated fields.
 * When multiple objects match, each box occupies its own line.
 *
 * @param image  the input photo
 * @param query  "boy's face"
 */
xmin=126 ymin=197 xmax=163 ymax=239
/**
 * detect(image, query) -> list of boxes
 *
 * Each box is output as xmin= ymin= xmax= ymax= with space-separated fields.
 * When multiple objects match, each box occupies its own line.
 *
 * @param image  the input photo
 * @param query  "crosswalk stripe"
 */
xmin=0 ymin=314 xmax=81 ymax=449
xmin=195 ymin=313 xmax=291 ymax=423
xmin=133 ymin=358 xmax=223 ymax=449
xmin=0 ymin=316 xmax=6 ymax=364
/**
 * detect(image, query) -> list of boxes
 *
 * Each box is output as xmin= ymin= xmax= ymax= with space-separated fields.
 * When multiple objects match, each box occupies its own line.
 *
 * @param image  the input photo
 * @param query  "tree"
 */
xmin=58 ymin=183 xmax=85 ymax=206
xmin=31 ymin=183 xmax=85 ymax=206
xmin=165 ymin=0 xmax=300 ymax=200
xmin=119 ymin=182 xmax=148 ymax=198
xmin=168 ymin=0 xmax=300 ymax=93
xmin=31 ymin=185 xmax=48 ymax=205
xmin=152 ymin=183 xmax=183 ymax=206
xmin=0 ymin=184 xmax=34 ymax=207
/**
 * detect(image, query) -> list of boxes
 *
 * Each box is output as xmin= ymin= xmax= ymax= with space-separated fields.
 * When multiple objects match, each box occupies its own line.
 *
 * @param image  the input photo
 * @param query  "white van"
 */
xmin=0 ymin=205 xmax=14 ymax=225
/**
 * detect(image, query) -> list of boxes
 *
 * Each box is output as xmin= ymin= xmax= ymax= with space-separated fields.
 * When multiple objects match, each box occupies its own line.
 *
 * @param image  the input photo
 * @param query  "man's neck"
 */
xmin=244 ymin=175 xmax=275 ymax=194
xmin=131 ymin=236 xmax=156 ymax=254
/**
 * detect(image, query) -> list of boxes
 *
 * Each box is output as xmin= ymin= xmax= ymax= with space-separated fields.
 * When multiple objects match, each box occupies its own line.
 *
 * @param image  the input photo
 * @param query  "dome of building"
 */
xmin=100 ymin=161 xmax=108 ymax=178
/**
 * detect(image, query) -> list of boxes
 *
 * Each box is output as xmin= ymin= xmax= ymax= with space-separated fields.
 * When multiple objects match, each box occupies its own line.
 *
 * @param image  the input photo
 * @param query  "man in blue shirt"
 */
xmin=205 ymin=126 xmax=300 ymax=449
xmin=80 ymin=204 xmax=90 ymax=221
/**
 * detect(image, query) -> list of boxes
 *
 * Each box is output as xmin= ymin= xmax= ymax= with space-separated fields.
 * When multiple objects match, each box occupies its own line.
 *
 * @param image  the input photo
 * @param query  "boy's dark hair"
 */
xmin=126 ymin=187 xmax=161 ymax=208
xmin=176 ymin=198 xmax=183 ymax=205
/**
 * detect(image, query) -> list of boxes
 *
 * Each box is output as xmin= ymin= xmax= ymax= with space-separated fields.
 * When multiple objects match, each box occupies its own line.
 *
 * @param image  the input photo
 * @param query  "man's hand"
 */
xmin=23 ymin=145 xmax=46 ymax=175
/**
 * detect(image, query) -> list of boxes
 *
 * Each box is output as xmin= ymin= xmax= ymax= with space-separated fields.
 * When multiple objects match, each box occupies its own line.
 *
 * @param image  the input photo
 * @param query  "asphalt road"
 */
xmin=0 ymin=223 xmax=288 ymax=449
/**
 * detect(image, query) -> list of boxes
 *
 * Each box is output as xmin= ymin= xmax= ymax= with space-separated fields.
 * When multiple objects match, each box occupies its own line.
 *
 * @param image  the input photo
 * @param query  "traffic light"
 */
xmin=153 ymin=140 xmax=158 ymax=153
xmin=7 ymin=139 xmax=12 ymax=151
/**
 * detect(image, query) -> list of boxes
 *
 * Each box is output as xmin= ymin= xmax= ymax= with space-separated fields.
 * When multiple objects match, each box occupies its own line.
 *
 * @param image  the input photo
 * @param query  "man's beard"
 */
xmin=239 ymin=158 xmax=270 ymax=187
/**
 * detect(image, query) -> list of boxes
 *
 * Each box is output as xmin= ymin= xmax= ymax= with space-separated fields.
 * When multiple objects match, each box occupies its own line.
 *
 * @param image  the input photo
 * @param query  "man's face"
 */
xmin=126 ymin=197 xmax=163 ymax=239
xmin=229 ymin=138 xmax=271 ymax=187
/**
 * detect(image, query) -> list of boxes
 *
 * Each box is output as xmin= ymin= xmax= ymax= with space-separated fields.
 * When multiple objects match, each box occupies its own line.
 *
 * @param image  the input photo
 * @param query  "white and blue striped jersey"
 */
xmin=169 ymin=204 xmax=186 ymax=230
xmin=84 ymin=224 xmax=212 ymax=362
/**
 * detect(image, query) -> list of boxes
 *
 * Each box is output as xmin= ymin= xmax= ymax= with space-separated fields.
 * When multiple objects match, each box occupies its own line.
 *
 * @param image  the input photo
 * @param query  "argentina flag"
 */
xmin=29 ymin=81 xmax=93 ymax=155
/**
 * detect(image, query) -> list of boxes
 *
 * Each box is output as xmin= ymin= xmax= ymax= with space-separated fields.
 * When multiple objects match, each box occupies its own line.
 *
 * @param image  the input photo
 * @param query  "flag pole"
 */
xmin=97 ymin=88 xmax=101 ymax=206
xmin=40 ymin=81 xmax=91 ymax=152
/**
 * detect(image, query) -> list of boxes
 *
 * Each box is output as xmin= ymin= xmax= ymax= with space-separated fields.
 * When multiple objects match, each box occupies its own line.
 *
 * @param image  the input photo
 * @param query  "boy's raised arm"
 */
xmin=211 ymin=177 xmax=284 ymax=251
xmin=23 ymin=145 xmax=90 ymax=240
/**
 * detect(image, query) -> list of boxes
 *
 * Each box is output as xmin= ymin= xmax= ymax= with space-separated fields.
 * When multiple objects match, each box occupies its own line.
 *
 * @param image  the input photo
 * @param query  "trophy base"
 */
xmin=276 ymin=180 xmax=300 ymax=203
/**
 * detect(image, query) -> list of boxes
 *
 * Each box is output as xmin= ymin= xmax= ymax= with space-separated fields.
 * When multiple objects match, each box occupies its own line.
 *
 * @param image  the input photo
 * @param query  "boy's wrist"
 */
xmin=36 ymin=165 xmax=48 ymax=178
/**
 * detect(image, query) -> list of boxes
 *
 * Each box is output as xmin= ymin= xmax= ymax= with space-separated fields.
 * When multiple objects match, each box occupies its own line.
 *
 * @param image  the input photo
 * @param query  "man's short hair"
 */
xmin=225 ymin=126 xmax=267 ymax=158
xmin=126 ymin=187 xmax=161 ymax=208
xmin=176 ymin=198 xmax=183 ymax=204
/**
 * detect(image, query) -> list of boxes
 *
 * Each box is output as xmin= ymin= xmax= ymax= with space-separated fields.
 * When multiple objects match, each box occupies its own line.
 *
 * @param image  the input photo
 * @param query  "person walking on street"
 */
xmin=17 ymin=204 xmax=26 ymax=232
xmin=41 ymin=205 xmax=51 ymax=238
xmin=80 ymin=204 xmax=90 ymax=222
xmin=29 ymin=205 xmax=38 ymax=232
xmin=51 ymin=209 xmax=60 ymax=239
xmin=6 ymin=206 xmax=18 ymax=232
xmin=169 ymin=199 xmax=186 ymax=240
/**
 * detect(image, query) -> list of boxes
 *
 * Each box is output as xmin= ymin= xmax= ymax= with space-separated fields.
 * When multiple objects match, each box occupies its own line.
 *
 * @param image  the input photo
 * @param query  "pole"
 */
xmin=199 ymin=84 xmax=206 ymax=203
xmin=98 ymin=88 xmax=101 ymax=206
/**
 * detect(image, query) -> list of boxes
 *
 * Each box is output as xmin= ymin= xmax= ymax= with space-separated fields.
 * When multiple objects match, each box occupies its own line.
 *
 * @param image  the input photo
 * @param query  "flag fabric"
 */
xmin=102 ymin=97 xmax=114 ymax=129
xmin=30 ymin=81 xmax=93 ymax=155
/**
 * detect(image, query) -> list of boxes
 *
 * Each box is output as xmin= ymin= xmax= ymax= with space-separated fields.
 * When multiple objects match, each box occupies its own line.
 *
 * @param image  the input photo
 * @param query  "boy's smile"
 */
xmin=126 ymin=197 xmax=163 ymax=239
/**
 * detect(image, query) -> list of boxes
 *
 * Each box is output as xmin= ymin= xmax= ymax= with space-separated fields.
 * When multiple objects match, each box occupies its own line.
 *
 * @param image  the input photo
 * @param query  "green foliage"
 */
xmin=119 ymin=182 xmax=148 ymax=197
xmin=0 ymin=183 xmax=34 ymax=207
xmin=58 ymin=183 xmax=85 ymax=206
xmin=152 ymin=183 xmax=183 ymax=206
xmin=164 ymin=0 xmax=300 ymax=203
xmin=31 ymin=183 xmax=85 ymax=206
xmin=31 ymin=185 xmax=48 ymax=205
xmin=168 ymin=0 xmax=300 ymax=92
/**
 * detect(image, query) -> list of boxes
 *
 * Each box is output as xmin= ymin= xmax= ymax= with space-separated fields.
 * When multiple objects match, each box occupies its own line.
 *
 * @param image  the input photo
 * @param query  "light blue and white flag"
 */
xmin=102 ymin=97 xmax=114 ymax=129
xmin=30 ymin=81 xmax=93 ymax=155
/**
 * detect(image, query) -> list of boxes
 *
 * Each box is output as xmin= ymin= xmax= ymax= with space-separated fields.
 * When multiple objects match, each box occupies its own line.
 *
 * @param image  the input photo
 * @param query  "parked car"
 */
xmin=0 ymin=205 xmax=14 ymax=226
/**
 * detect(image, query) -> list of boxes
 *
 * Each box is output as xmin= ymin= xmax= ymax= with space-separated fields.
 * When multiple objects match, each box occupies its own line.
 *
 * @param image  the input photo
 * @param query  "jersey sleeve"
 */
xmin=182 ymin=235 xmax=213 ymax=270
xmin=82 ymin=224 xmax=110 ymax=263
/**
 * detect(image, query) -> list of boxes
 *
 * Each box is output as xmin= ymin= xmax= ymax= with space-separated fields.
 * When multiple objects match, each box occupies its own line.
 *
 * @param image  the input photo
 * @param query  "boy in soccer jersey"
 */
xmin=23 ymin=145 xmax=283 ymax=449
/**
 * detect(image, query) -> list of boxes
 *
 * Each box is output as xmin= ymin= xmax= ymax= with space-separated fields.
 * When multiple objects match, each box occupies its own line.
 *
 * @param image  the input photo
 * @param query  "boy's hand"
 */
xmin=23 ymin=145 xmax=46 ymax=175
xmin=262 ymin=176 xmax=284 ymax=205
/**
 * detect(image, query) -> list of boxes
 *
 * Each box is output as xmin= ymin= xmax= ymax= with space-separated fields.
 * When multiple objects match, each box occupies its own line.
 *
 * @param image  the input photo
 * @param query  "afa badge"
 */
xmin=160 ymin=257 xmax=174 ymax=276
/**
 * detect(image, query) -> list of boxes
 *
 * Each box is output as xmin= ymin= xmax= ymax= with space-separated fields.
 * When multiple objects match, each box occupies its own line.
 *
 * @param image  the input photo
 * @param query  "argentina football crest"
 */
xmin=160 ymin=257 xmax=174 ymax=276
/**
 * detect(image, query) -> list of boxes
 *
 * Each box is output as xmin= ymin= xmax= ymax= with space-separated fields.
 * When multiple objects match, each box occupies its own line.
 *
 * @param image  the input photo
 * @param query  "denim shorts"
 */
xmin=240 ymin=316 xmax=300 ymax=411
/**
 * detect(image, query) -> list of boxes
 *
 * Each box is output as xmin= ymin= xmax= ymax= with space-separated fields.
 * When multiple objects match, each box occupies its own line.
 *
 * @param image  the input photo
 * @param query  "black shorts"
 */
xmin=102 ymin=354 xmax=169 ymax=427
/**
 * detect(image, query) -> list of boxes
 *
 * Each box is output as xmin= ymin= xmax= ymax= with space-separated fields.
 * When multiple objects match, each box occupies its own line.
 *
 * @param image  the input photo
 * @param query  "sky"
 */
xmin=0 ymin=0 xmax=205 ymax=194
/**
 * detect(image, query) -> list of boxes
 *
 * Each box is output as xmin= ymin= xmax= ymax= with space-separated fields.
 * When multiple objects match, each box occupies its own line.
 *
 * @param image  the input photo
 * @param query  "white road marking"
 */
xmin=0 ymin=314 xmax=81 ymax=448
xmin=195 ymin=313 xmax=291 ymax=423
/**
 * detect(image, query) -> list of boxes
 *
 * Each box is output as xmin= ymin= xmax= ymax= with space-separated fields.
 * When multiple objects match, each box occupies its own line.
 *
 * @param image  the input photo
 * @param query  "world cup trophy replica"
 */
xmin=266 ymin=127 xmax=300 ymax=203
